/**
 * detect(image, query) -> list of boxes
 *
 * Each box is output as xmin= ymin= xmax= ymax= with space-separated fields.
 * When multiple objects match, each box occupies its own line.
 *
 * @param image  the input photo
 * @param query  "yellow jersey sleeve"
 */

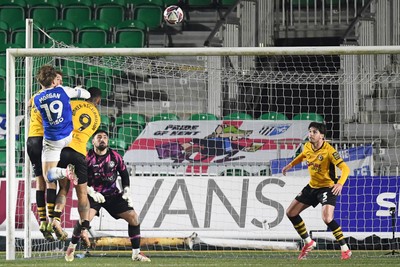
xmin=68 ymin=100 xmax=101 ymax=156
xmin=28 ymin=91 xmax=44 ymax=137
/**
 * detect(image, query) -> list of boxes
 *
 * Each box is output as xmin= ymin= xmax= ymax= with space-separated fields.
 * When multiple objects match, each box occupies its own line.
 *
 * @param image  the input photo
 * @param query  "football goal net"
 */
xmin=4 ymin=41 xmax=400 ymax=260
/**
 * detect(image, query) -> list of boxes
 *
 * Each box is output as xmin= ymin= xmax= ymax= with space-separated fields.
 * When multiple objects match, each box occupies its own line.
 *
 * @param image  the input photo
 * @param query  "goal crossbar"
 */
xmin=6 ymin=46 xmax=400 ymax=58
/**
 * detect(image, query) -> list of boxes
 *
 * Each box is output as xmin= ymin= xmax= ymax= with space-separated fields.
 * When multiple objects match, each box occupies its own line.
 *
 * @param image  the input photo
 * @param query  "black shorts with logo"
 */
xmin=295 ymin=184 xmax=337 ymax=207
xmin=58 ymin=147 xmax=87 ymax=184
xmin=89 ymin=193 xmax=134 ymax=219
xmin=27 ymin=136 xmax=43 ymax=177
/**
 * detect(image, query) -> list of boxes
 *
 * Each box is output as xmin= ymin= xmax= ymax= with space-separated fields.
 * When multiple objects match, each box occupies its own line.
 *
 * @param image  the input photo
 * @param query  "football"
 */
xmin=163 ymin=5 xmax=184 ymax=25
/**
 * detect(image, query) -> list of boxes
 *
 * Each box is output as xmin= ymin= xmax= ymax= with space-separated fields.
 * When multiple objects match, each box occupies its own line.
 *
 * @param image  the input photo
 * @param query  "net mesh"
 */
xmin=6 ymin=36 xmax=400 ymax=260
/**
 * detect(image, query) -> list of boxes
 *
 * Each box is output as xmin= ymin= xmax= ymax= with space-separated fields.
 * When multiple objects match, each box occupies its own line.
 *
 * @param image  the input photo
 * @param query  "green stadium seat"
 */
xmin=45 ymin=20 xmax=76 ymax=45
xmin=60 ymin=76 xmax=75 ymax=87
xmin=0 ymin=21 xmax=9 ymax=44
xmin=0 ymin=43 xmax=22 ymax=55
xmin=37 ymin=42 xmax=55 ymax=48
xmin=100 ymin=114 xmax=112 ymax=131
xmin=47 ymin=30 xmax=75 ymax=45
xmin=77 ymin=20 xmax=110 ymax=48
xmin=71 ymin=43 xmax=91 ymax=48
xmin=61 ymin=59 xmax=89 ymax=77
xmin=163 ymin=0 xmax=182 ymax=6
xmin=85 ymin=76 xmax=114 ymax=98
xmin=108 ymin=137 xmax=126 ymax=153
xmin=218 ymin=0 xmax=238 ymax=7
xmin=0 ymin=85 xmax=5 ymax=102
xmin=0 ymin=103 xmax=6 ymax=114
xmin=0 ymin=149 xmax=5 ymax=162
xmin=293 ymin=112 xmax=324 ymax=122
xmin=150 ymin=113 xmax=180 ymax=122
xmin=10 ymin=21 xmax=42 ymax=48
xmin=61 ymin=0 xmax=93 ymax=25
xmin=223 ymin=112 xmax=253 ymax=120
xmin=132 ymin=1 xmax=164 ymax=30
xmin=258 ymin=112 xmax=288 ymax=120
xmin=28 ymin=0 xmax=61 ymax=29
xmin=0 ymin=55 xmax=5 ymax=70
xmin=101 ymin=43 xmax=127 ymax=48
xmin=83 ymin=65 xmax=123 ymax=77
xmin=114 ymin=20 xmax=146 ymax=48
xmin=129 ymin=0 xmax=164 ymax=6
xmin=188 ymin=0 xmax=214 ymax=8
xmin=15 ymin=78 xmax=26 ymax=103
xmin=0 ymin=0 xmax=26 ymax=28
xmin=189 ymin=113 xmax=218 ymax=120
xmin=0 ymin=67 xmax=5 ymax=100
xmin=0 ymin=139 xmax=6 ymax=148
xmin=94 ymin=0 xmax=127 ymax=28
xmin=117 ymin=125 xmax=143 ymax=149
xmin=115 ymin=113 xmax=147 ymax=127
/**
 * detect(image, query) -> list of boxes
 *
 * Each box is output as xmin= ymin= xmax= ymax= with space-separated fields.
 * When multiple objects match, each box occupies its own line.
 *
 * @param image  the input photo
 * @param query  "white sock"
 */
xmin=47 ymin=167 xmax=67 ymax=182
xmin=133 ymin=248 xmax=140 ymax=255
xmin=304 ymin=237 xmax=312 ymax=244
xmin=341 ymin=244 xmax=349 ymax=251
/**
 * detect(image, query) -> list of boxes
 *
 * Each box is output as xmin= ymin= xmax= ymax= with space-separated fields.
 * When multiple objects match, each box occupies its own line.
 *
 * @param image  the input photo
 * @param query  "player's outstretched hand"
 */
xmin=331 ymin=183 xmax=343 ymax=196
xmin=282 ymin=164 xmax=292 ymax=176
xmin=122 ymin=187 xmax=133 ymax=207
xmin=87 ymin=186 xmax=105 ymax=203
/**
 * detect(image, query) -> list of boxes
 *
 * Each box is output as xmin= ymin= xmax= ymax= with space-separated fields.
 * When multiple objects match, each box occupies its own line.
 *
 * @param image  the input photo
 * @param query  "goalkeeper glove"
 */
xmin=87 ymin=186 xmax=105 ymax=203
xmin=122 ymin=187 xmax=133 ymax=208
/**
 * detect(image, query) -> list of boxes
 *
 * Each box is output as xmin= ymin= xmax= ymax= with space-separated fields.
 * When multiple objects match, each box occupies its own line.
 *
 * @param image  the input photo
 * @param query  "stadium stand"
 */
xmin=77 ymin=20 xmax=110 ymax=47
xmin=293 ymin=112 xmax=324 ymax=123
xmin=150 ymin=113 xmax=180 ymax=122
xmin=0 ymin=0 xmax=26 ymax=28
xmin=114 ymin=20 xmax=147 ymax=47
xmin=189 ymin=113 xmax=219 ymax=120
xmin=94 ymin=0 xmax=127 ymax=28
xmin=28 ymin=0 xmax=61 ymax=28
xmin=258 ymin=112 xmax=289 ymax=120
xmin=223 ymin=112 xmax=253 ymax=120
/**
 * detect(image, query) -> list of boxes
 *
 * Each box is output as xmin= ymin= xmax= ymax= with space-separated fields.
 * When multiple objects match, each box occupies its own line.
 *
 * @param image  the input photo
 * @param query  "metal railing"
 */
xmin=277 ymin=0 xmax=368 ymax=38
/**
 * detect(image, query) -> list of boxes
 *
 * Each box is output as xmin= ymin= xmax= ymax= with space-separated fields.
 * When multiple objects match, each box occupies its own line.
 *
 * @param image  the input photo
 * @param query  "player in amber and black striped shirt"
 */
xmin=282 ymin=122 xmax=352 ymax=260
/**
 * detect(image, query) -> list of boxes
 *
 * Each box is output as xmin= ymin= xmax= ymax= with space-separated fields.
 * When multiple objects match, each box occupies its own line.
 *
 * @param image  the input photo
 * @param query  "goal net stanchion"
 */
xmin=5 ymin=45 xmax=400 ymax=260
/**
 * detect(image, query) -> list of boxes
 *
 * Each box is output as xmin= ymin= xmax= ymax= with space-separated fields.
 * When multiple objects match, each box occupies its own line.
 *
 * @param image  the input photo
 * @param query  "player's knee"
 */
xmin=286 ymin=208 xmax=297 ymax=218
xmin=128 ymin=212 xmax=139 ymax=226
xmin=322 ymin=215 xmax=333 ymax=224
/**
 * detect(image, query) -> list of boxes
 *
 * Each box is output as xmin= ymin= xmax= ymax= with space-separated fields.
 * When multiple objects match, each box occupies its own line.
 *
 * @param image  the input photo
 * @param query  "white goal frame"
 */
xmin=5 ymin=45 xmax=400 ymax=260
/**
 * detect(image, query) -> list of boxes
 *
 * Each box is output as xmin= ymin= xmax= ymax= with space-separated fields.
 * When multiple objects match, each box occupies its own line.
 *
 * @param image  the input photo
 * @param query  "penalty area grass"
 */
xmin=0 ymin=251 xmax=399 ymax=266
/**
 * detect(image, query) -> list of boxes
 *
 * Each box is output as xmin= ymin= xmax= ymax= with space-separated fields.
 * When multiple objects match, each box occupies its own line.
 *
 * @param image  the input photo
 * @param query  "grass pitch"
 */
xmin=1 ymin=251 xmax=399 ymax=267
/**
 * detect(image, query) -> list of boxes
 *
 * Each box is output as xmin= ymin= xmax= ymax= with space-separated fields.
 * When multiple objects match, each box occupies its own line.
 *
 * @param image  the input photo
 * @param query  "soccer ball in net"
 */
xmin=163 ymin=5 xmax=184 ymax=25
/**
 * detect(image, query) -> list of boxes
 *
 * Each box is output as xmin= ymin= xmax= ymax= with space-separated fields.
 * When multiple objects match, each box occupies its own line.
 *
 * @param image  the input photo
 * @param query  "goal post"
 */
xmin=5 ymin=45 xmax=400 ymax=260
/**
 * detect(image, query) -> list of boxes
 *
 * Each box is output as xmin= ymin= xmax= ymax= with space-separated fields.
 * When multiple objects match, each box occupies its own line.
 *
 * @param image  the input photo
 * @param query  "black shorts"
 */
xmin=27 ymin=136 xmax=43 ymax=177
xmin=89 ymin=193 xmax=133 ymax=219
xmin=295 ymin=184 xmax=337 ymax=207
xmin=58 ymin=147 xmax=87 ymax=184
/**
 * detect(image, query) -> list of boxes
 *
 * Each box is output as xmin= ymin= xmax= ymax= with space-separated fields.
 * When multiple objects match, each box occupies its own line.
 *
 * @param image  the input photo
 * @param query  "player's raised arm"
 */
xmin=63 ymin=86 xmax=91 ymax=99
xmin=282 ymin=153 xmax=305 ymax=176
